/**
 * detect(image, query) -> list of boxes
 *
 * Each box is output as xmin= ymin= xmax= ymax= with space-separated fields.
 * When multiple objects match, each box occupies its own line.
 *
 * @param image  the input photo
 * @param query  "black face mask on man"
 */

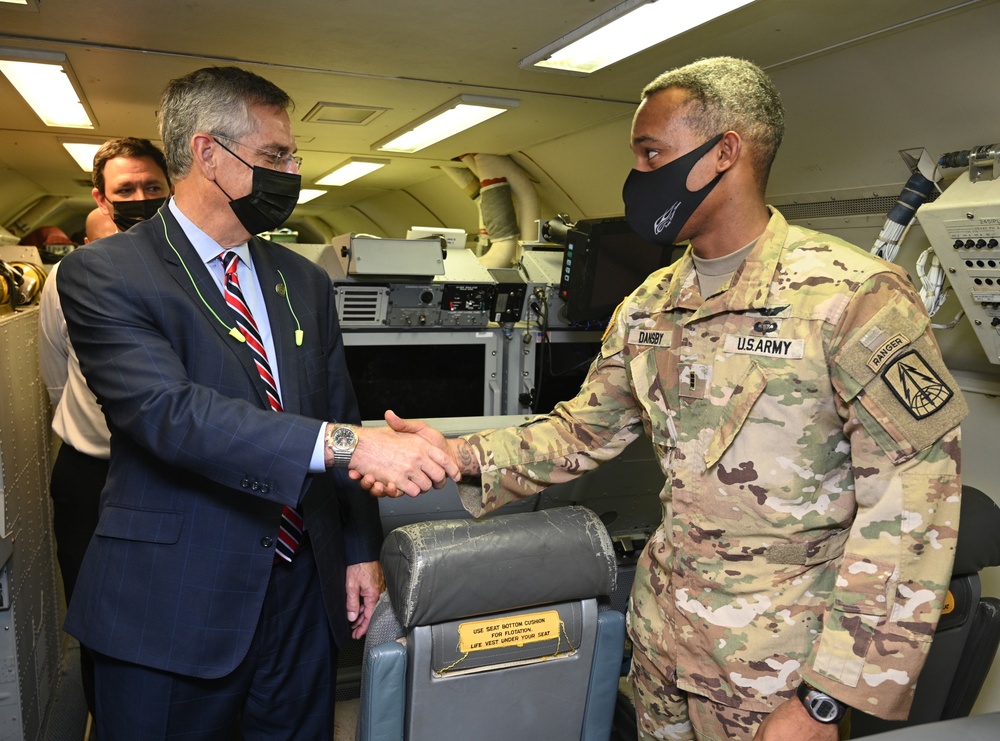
xmin=213 ymin=140 xmax=301 ymax=235
xmin=109 ymin=197 xmax=167 ymax=232
xmin=622 ymin=133 xmax=725 ymax=246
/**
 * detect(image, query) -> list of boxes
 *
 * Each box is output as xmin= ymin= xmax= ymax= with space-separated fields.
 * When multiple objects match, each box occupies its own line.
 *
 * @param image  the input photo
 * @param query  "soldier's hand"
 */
xmin=752 ymin=697 xmax=840 ymax=741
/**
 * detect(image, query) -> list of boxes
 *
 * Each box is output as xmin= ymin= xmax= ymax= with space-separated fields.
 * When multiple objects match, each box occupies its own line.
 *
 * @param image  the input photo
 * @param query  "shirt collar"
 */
xmin=664 ymin=207 xmax=788 ymax=316
xmin=168 ymin=197 xmax=250 ymax=266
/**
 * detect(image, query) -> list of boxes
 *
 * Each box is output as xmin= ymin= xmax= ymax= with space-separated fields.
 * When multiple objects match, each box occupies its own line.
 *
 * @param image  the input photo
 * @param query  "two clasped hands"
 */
xmin=345 ymin=410 xmax=478 ymax=497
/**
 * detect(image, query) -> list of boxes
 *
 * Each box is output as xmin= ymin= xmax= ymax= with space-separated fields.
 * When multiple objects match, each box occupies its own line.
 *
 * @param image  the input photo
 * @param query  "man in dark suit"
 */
xmin=57 ymin=66 xmax=457 ymax=739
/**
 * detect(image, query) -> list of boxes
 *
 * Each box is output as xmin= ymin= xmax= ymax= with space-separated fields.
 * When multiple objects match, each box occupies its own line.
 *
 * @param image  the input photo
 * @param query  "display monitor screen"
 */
xmin=343 ymin=339 xmax=491 ymax=420
xmin=532 ymin=338 xmax=602 ymax=414
xmin=560 ymin=217 xmax=682 ymax=324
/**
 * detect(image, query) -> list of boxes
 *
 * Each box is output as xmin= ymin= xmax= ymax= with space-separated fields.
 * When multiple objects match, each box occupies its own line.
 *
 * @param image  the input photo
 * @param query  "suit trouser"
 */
xmin=93 ymin=539 xmax=337 ymax=741
xmin=50 ymin=441 xmax=106 ymax=716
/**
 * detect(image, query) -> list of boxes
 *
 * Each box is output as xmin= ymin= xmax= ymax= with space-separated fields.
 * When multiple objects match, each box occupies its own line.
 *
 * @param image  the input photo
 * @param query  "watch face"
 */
xmin=805 ymin=692 xmax=842 ymax=723
xmin=333 ymin=427 xmax=356 ymax=448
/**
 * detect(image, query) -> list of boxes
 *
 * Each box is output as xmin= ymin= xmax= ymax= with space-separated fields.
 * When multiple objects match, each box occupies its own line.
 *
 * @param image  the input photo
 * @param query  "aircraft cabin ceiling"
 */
xmin=0 ymin=0 xmax=993 ymax=234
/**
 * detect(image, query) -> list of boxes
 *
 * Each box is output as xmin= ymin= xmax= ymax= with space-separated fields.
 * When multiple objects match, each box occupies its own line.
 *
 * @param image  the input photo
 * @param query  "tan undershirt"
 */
xmin=692 ymin=239 xmax=757 ymax=298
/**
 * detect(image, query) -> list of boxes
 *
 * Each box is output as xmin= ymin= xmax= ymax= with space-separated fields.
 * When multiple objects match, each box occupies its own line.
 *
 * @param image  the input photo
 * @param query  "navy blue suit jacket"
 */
xmin=58 ymin=207 xmax=383 ymax=679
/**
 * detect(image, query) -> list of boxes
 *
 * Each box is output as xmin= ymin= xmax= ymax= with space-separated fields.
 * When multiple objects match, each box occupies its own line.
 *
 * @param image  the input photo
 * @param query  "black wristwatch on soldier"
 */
xmin=797 ymin=681 xmax=847 ymax=724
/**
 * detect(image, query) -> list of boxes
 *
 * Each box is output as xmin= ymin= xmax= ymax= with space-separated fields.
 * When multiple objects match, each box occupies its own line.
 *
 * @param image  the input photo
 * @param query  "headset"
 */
xmin=158 ymin=209 xmax=304 ymax=346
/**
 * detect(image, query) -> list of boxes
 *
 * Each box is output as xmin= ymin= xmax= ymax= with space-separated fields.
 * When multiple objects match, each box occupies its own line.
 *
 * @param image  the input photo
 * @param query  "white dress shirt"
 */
xmin=39 ymin=261 xmax=112 ymax=458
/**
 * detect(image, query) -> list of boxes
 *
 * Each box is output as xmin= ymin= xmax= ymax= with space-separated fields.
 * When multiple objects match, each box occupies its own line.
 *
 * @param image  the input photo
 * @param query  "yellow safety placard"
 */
xmin=457 ymin=610 xmax=561 ymax=653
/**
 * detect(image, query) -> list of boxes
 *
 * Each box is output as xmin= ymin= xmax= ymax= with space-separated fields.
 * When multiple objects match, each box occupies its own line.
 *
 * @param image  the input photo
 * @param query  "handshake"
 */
xmin=342 ymin=411 xmax=480 ymax=498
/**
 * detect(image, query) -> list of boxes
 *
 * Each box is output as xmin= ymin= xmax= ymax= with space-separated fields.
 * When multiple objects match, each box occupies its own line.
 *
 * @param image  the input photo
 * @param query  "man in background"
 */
xmin=89 ymin=136 xmax=171 ymax=233
xmin=84 ymin=207 xmax=117 ymax=243
xmin=38 ymin=137 xmax=171 ymax=717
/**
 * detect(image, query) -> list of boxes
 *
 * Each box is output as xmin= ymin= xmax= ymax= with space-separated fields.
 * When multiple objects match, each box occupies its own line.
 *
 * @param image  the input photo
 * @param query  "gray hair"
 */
xmin=158 ymin=66 xmax=292 ymax=181
xmin=643 ymin=57 xmax=784 ymax=190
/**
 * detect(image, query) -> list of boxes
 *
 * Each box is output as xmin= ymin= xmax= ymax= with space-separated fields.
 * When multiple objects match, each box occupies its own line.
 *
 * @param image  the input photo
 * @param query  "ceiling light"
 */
xmin=374 ymin=95 xmax=519 ymax=154
xmin=0 ymin=48 xmax=94 ymax=127
xmin=521 ymin=0 xmax=755 ymax=75
xmin=316 ymin=157 xmax=389 ymax=186
xmin=297 ymin=188 xmax=327 ymax=204
xmin=60 ymin=141 xmax=102 ymax=172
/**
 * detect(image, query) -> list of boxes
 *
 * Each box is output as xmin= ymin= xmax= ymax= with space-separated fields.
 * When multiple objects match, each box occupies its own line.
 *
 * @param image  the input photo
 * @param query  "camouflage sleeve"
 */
xmin=458 ymin=303 xmax=645 ymax=517
xmin=805 ymin=269 xmax=966 ymax=720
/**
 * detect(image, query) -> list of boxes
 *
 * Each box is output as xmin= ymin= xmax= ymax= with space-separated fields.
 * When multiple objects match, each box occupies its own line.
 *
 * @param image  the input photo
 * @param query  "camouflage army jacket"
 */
xmin=461 ymin=209 xmax=966 ymax=720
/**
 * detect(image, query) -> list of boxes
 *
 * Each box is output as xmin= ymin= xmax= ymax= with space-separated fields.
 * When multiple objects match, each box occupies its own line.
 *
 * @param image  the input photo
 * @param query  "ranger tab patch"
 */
xmin=866 ymin=332 xmax=909 ymax=373
xmin=723 ymin=335 xmax=804 ymax=359
xmin=882 ymin=349 xmax=953 ymax=419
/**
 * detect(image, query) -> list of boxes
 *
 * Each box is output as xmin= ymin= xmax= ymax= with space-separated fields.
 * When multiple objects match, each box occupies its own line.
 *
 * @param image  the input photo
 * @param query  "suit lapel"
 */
xmin=155 ymin=209 xmax=272 ymax=409
xmin=248 ymin=238 xmax=303 ymax=415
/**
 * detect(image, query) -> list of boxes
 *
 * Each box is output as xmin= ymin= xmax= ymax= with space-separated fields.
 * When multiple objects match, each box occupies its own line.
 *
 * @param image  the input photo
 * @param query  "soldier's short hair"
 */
xmin=643 ymin=57 xmax=784 ymax=191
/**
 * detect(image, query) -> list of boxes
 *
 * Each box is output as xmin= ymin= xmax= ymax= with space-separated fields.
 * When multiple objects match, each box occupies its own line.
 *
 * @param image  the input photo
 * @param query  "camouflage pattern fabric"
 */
xmin=461 ymin=209 xmax=966 ymax=726
xmin=629 ymin=645 xmax=839 ymax=741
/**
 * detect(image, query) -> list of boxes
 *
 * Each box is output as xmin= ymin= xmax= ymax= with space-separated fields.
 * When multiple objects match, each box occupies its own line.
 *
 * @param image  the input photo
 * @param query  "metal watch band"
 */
xmin=326 ymin=425 xmax=357 ymax=468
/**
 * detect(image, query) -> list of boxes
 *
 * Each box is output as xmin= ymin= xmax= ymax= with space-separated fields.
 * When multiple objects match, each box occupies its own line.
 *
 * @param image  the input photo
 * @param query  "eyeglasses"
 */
xmin=213 ymin=134 xmax=302 ymax=172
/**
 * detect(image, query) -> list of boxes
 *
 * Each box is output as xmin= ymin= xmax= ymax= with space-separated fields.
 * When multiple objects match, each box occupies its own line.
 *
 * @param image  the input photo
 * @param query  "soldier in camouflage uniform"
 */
xmin=358 ymin=57 xmax=966 ymax=740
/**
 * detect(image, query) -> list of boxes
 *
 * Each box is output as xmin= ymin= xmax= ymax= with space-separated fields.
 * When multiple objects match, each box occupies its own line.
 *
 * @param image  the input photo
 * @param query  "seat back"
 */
xmin=851 ymin=485 xmax=1000 ymax=737
xmin=357 ymin=505 xmax=625 ymax=741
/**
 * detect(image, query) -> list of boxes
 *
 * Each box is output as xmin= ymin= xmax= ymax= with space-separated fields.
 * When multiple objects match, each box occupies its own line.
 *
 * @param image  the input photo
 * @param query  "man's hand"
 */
xmin=350 ymin=411 xmax=472 ymax=497
xmin=343 ymin=410 xmax=460 ymax=497
xmin=345 ymin=560 xmax=385 ymax=639
xmin=753 ymin=697 xmax=840 ymax=741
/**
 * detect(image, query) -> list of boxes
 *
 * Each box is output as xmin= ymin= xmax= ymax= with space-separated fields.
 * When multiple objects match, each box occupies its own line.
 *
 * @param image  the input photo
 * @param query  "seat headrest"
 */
xmin=381 ymin=505 xmax=617 ymax=629
xmin=953 ymin=485 xmax=1000 ymax=575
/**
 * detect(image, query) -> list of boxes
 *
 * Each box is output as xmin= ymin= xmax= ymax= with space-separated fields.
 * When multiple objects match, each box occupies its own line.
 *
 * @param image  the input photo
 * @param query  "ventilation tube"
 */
xmin=459 ymin=154 xmax=540 ymax=268
xmin=441 ymin=164 xmax=487 ymax=253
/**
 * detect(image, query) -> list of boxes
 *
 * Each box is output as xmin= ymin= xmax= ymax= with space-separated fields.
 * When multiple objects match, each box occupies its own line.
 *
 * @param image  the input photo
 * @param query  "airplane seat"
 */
xmin=850 ymin=484 xmax=1000 ymax=737
xmin=355 ymin=505 xmax=626 ymax=741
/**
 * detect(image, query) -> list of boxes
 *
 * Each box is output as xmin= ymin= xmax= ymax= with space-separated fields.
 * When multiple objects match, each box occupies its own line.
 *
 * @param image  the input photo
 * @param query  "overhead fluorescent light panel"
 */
xmin=60 ymin=140 xmax=103 ymax=172
xmin=0 ymin=47 xmax=94 ymax=127
xmin=374 ymin=95 xmax=519 ymax=154
xmin=521 ymin=0 xmax=755 ymax=75
xmin=316 ymin=157 xmax=389 ymax=187
xmin=0 ymin=0 xmax=40 ymax=10
xmin=297 ymin=188 xmax=327 ymax=204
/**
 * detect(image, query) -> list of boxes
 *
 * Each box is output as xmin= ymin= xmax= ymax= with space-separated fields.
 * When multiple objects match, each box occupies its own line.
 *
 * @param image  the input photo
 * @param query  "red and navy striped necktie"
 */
xmin=222 ymin=250 xmax=304 ymax=563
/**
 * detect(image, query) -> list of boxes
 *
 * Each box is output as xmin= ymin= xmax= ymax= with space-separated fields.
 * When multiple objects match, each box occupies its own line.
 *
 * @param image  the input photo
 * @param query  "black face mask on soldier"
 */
xmin=622 ymin=133 xmax=725 ymax=246
xmin=213 ymin=140 xmax=301 ymax=235
xmin=109 ymin=197 xmax=166 ymax=232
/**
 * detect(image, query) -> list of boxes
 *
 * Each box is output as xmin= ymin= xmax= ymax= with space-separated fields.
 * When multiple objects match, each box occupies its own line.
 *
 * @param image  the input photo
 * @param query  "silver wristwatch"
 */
xmin=327 ymin=425 xmax=358 ymax=468
xmin=797 ymin=681 xmax=846 ymax=724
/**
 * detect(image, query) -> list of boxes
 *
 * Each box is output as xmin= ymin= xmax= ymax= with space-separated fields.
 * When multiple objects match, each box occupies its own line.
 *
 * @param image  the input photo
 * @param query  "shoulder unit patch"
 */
xmin=881 ymin=349 xmax=953 ymax=419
